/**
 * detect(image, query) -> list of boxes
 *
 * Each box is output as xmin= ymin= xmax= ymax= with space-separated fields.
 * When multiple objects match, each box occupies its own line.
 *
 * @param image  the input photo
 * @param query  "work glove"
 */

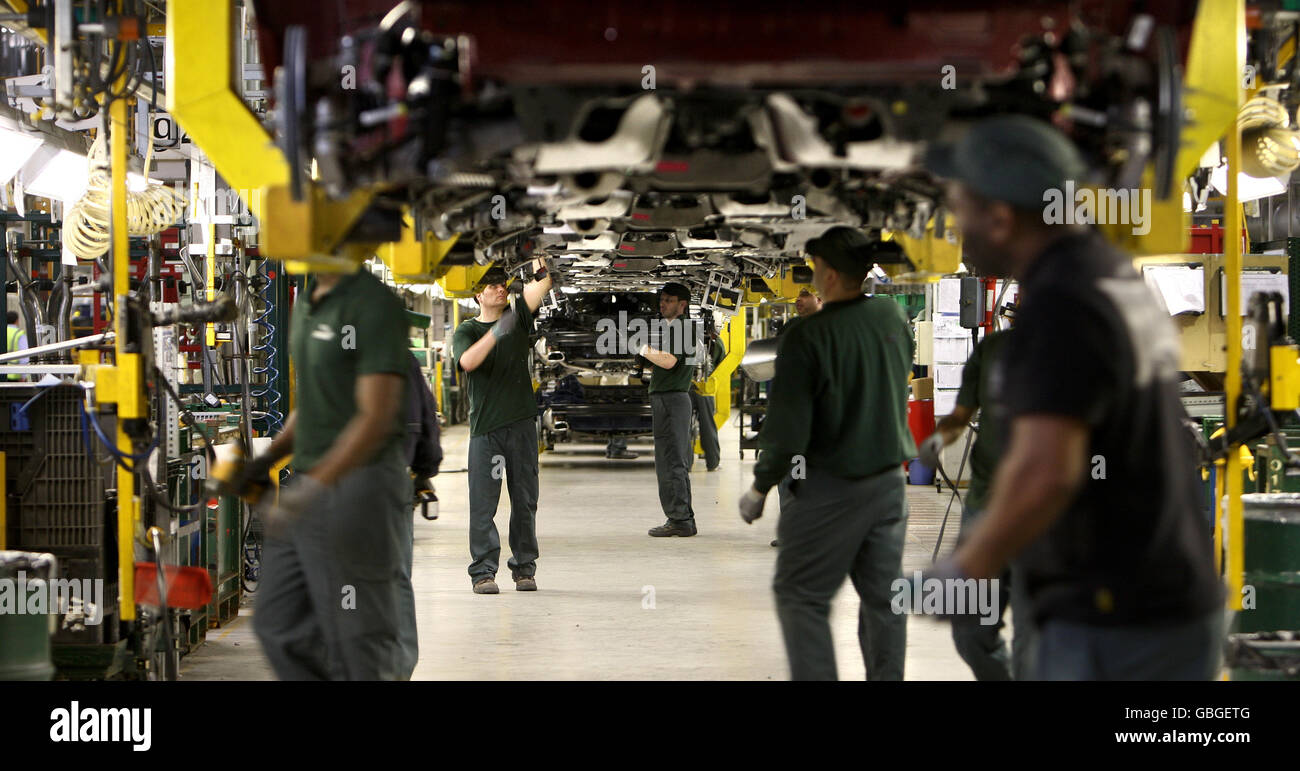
xmin=231 ymin=453 xmax=277 ymax=500
xmin=895 ymin=556 xmax=972 ymax=620
xmin=917 ymin=432 xmax=946 ymax=470
xmin=492 ymin=304 xmax=518 ymax=340
xmin=738 ymin=485 xmax=767 ymax=524
xmin=261 ymin=474 xmax=329 ymax=540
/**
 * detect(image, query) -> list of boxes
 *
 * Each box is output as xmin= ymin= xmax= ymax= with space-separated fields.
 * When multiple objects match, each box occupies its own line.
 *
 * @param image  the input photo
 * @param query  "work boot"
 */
xmin=648 ymin=519 xmax=697 ymax=537
xmin=473 ymin=577 xmax=499 ymax=594
xmin=607 ymin=447 xmax=638 ymax=460
xmin=514 ymin=575 xmax=538 ymax=592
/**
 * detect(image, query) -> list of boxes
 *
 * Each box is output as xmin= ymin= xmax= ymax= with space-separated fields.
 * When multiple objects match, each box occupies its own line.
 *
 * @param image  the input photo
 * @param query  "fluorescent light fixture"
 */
xmin=1209 ymin=164 xmax=1288 ymax=203
xmin=0 ymin=126 xmax=43 ymax=186
xmin=22 ymin=146 xmax=89 ymax=202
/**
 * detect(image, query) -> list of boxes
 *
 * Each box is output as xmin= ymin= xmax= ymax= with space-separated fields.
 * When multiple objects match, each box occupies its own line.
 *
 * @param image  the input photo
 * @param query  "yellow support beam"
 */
xmin=166 ymin=0 xmax=286 ymax=218
xmin=380 ymin=211 xmax=461 ymax=282
xmin=110 ymin=52 xmax=137 ymax=624
xmin=1223 ymin=1 xmax=1247 ymax=619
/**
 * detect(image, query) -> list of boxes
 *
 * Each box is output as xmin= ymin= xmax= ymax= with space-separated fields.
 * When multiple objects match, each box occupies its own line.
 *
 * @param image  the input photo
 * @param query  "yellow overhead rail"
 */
xmin=165 ymin=0 xmax=379 ymax=273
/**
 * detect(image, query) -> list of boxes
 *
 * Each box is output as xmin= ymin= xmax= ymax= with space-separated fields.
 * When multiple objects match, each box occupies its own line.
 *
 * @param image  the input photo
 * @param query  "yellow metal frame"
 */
xmin=166 ymin=0 xmax=379 ymax=273
xmin=693 ymin=314 xmax=746 ymax=445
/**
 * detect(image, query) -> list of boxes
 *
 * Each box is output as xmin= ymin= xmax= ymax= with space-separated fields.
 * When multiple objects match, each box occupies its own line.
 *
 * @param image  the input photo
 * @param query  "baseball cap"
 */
xmin=475 ymin=267 xmax=509 ymax=290
xmin=659 ymin=282 xmax=691 ymax=302
xmin=804 ymin=226 xmax=898 ymax=276
xmin=923 ymin=115 xmax=1087 ymax=211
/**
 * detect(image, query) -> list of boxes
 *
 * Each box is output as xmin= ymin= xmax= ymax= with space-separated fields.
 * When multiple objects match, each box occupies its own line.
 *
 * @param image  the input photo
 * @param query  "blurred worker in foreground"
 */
xmin=919 ymin=314 xmax=1036 ymax=680
xmin=6 ymin=310 xmax=27 ymax=380
xmin=642 ymin=282 xmax=703 ymax=537
xmin=770 ymin=288 xmax=822 ymax=548
xmin=246 ymin=263 xmax=415 ymax=680
xmin=689 ymin=330 xmax=727 ymax=472
xmin=740 ymin=227 xmax=916 ymax=680
xmin=453 ymin=261 xmax=552 ymax=593
xmin=923 ymin=115 xmax=1223 ymax=680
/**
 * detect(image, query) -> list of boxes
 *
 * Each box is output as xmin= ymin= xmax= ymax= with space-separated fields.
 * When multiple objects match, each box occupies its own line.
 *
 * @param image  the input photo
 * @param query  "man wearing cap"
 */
xmin=453 ymin=260 xmax=553 ymax=593
xmin=248 ymin=263 xmax=416 ymax=680
xmin=923 ymin=115 xmax=1222 ymax=679
xmin=739 ymin=227 xmax=916 ymax=680
xmin=642 ymin=282 xmax=703 ymax=537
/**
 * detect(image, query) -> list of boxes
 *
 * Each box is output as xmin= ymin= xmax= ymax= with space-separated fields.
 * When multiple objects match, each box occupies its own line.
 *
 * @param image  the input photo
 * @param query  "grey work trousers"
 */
xmin=1035 ymin=609 xmax=1224 ymax=681
xmin=253 ymin=453 xmax=416 ymax=680
xmin=690 ymin=389 xmax=720 ymax=469
xmin=467 ymin=417 xmax=540 ymax=582
xmin=651 ymin=391 xmax=694 ymax=521
xmin=950 ymin=505 xmax=1037 ymax=681
xmin=773 ymin=466 xmax=908 ymax=680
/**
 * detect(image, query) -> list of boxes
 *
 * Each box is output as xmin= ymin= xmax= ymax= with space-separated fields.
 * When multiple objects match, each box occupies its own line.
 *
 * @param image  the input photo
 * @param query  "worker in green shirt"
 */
xmin=452 ymin=260 xmax=553 ymax=593
xmin=739 ymin=226 xmax=916 ymax=680
xmin=247 ymin=264 xmax=416 ymax=680
xmin=689 ymin=333 xmax=727 ymax=472
xmin=918 ymin=322 xmax=1036 ymax=680
xmin=642 ymin=282 xmax=703 ymax=537
xmin=770 ymin=287 xmax=822 ymax=548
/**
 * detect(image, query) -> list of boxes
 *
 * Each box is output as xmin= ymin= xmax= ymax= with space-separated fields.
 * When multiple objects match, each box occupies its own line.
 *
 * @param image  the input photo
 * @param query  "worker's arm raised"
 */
xmin=523 ymin=258 xmax=553 ymax=313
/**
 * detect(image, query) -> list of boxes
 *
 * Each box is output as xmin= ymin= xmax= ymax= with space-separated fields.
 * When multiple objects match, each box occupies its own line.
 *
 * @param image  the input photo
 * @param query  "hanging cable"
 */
xmin=250 ymin=260 xmax=283 ymax=434
xmin=64 ymin=132 xmax=187 ymax=261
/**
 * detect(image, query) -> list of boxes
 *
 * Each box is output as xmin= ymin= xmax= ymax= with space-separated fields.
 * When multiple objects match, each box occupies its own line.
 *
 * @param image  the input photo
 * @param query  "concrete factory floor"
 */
xmin=181 ymin=415 xmax=988 ymax=680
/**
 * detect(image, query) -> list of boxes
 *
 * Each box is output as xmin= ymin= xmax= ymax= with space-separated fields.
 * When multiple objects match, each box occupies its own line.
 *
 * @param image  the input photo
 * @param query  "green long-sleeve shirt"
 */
xmin=752 ymin=295 xmax=916 ymax=493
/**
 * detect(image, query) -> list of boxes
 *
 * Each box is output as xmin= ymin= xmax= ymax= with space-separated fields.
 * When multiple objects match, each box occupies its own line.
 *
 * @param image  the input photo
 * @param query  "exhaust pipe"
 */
xmin=563 ymin=171 xmax=623 ymax=199
xmin=567 ymin=217 xmax=610 ymax=236
xmin=740 ymin=337 xmax=780 ymax=382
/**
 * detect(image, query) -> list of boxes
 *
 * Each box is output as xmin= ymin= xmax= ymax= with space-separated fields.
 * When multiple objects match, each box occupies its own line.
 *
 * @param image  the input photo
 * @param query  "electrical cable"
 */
xmin=65 ymin=132 xmax=186 ymax=261
xmin=250 ymin=260 xmax=284 ymax=433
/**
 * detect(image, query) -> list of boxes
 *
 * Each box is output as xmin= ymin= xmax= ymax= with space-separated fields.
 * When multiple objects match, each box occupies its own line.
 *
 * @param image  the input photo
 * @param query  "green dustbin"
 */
xmin=1225 ymin=631 xmax=1300 ymax=681
xmin=1237 ymin=494 xmax=1300 ymax=635
xmin=0 ymin=551 xmax=57 ymax=681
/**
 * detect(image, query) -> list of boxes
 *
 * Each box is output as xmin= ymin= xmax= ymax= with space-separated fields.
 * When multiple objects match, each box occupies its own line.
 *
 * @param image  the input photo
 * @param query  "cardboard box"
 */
xmin=911 ymin=377 xmax=934 ymax=400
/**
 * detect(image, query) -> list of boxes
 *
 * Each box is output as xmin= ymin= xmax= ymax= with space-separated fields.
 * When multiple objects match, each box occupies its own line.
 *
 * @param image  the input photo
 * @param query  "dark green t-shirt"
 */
xmin=954 ymin=329 xmax=1012 ymax=511
xmin=452 ymin=300 xmax=537 ymax=437
xmin=288 ymin=268 xmax=410 ymax=473
xmin=753 ymin=295 xmax=916 ymax=493
xmin=647 ymin=315 xmax=701 ymax=394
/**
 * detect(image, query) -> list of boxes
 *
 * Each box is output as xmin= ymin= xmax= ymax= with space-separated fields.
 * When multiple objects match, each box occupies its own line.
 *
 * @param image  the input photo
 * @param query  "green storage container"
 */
xmin=1235 ymin=494 xmax=1300 ymax=635
xmin=0 ymin=551 xmax=56 ymax=681
xmin=1225 ymin=631 xmax=1300 ymax=681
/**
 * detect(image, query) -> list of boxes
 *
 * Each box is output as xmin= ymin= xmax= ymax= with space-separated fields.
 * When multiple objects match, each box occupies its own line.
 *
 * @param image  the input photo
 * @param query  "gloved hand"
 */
xmin=230 ymin=452 xmax=276 ymax=499
xmin=896 ymin=556 xmax=971 ymax=620
xmin=542 ymin=257 xmax=562 ymax=290
xmin=738 ymin=486 xmax=767 ymax=524
xmin=492 ymin=305 xmax=517 ymax=340
xmin=918 ymin=432 xmax=947 ymax=469
xmin=261 ymin=474 xmax=329 ymax=539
